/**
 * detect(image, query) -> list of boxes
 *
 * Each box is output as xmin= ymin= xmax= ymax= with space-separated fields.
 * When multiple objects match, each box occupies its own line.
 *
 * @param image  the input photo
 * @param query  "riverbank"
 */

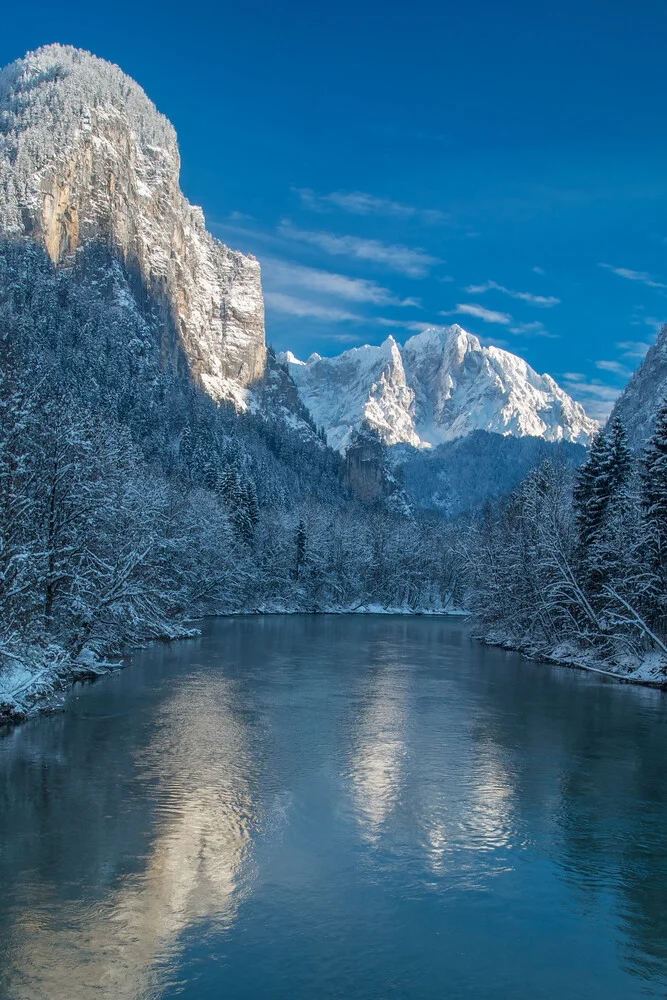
xmin=0 ymin=605 xmax=465 ymax=725
xmin=477 ymin=630 xmax=667 ymax=689
xmin=0 ymin=623 xmax=200 ymax=725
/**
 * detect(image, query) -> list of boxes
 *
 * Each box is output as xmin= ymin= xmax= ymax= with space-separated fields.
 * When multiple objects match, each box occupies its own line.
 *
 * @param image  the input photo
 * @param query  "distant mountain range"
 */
xmin=280 ymin=327 xmax=598 ymax=452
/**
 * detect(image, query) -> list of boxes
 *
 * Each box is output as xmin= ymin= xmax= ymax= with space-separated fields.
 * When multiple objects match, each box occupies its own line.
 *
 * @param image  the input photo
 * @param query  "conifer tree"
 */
xmin=573 ymin=418 xmax=633 ymax=591
xmin=588 ymin=416 xmax=634 ymax=590
xmin=573 ymin=430 xmax=611 ymax=564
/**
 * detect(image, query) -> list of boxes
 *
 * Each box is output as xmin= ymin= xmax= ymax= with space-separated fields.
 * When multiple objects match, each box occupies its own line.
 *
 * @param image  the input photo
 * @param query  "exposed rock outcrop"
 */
xmin=0 ymin=44 xmax=266 ymax=405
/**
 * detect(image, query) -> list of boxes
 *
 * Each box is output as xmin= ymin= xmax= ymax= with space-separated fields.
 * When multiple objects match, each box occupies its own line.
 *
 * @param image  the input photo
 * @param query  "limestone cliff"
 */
xmin=0 ymin=44 xmax=266 ymax=405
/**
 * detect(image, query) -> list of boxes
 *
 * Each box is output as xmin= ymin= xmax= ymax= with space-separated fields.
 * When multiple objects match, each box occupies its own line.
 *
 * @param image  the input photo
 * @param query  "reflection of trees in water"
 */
xmin=0 ymin=671 xmax=255 ymax=1000
xmin=554 ymin=699 xmax=667 ymax=983
xmin=346 ymin=633 xmax=667 ymax=982
xmin=461 ymin=649 xmax=667 ymax=984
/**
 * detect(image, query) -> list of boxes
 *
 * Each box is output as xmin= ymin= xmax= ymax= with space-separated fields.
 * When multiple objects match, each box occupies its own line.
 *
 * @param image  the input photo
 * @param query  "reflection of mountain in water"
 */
xmin=349 ymin=663 xmax=409 ymax=840
xmin=1 ymin=673 xmax=255 ymax=1000
xmin=345 ymin=626 xmax=667 ymax=982
xmin=347 ymin=649 xmax=519 ymax=889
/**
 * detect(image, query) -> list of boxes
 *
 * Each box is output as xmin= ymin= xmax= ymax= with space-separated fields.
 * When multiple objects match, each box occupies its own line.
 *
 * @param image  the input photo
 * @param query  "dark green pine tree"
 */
xmin=573 ymin=430 xmax=612 ymax=555
xmin=237 ymin=475 xmax=259 ymax=543
xmin=606 ymin=415 xmax=633 ymax=494
xmin=573 ymin=417 xmax=633 ymax=591
xmin=590 ymin=416 xmax=633 ymax=589
xmin=217 ymin=464 xmax=240 ymax=507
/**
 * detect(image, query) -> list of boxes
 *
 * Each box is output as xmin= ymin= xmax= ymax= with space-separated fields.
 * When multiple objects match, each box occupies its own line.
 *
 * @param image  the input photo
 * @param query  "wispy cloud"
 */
xmin=328 ymin=333 xmax=364 ymax=343
xmin=264 ymin=292 xmax=362 ymax=322
xmin=629 ymin=314 xmax=666 ymax=333
xmin=279 ymin=222 xmax=439 ymax=277
xmin=294 ymin=187 xmax=448 ymax=224
xmin=560 ymin=375 xmax=622 ymax=422
xmin=509 ymin=320 xmax=558 ymax=338
xmin=598 ymin=263 xmax=667 ymax=289
xmin=463 ymin=280 xmax=560 ymax=307
xmin=616 ymin=339 xmax=653 ymax=358
xmin=532 ymin=266 xmax=546 ymax=275
xmin=441 ymin=303 xmax=512 ymax=325
xmin=261 ymin=258 xmax=420 ymax=308
xmin=595 ymin=359 xmax=633 ymax=377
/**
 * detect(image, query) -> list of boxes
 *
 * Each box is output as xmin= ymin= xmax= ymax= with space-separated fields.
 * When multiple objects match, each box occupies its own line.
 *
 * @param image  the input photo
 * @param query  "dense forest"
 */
xmin=466 ymin=410 xmax=667 ymax=675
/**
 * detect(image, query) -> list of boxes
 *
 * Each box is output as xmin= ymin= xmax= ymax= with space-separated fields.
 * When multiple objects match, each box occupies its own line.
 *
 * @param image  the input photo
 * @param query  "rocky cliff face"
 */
xmin=280 ymin=326 xmax=598 ymax=452
xmin=608 ymin=324 xmax=667 ymax=448
xmin=0 ymin=44 xmax=266 ymax=405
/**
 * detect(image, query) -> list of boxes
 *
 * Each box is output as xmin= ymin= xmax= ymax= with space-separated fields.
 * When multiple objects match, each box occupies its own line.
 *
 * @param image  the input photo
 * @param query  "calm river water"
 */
xmin=1 ymin=615 xmax=667 ymax=999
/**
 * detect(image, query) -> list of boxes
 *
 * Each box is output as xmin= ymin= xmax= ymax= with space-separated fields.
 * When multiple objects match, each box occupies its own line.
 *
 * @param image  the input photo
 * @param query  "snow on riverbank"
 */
xmin=0 ymin=626 xmax=198 ymax=725
xmin=0 ymin=645 xmax=125 ymax=724
xmin=479 ymin=631 xmax=667 ymax=688
xmin=226 ymin=603 xmax=470 ymax=616
xmin=10 ymin=608 xmax=663 ymax=729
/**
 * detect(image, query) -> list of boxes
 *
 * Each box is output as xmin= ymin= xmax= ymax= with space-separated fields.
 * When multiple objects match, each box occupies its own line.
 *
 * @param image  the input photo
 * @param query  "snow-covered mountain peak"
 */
xmin=280 ymin=350 xmax=305 ymax=366
xmin=278 ymin=336 xmax=420 ymax=452
xmin=282 ymin=325 xmax=598 ymax=452
xmin=0 ymin=44 xmax=266 ymax=406
xmin=404 ymin=323 xmax=477 ymax=354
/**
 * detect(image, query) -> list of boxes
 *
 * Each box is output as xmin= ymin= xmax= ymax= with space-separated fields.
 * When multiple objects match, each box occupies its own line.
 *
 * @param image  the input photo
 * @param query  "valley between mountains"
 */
xmin=2 ymin=43 xmax=667 ymax=721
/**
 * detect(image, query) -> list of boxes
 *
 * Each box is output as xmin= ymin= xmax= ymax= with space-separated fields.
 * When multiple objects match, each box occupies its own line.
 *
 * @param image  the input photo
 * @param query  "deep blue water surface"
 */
xmin=2 ymin=615 xmax=667 ymax=999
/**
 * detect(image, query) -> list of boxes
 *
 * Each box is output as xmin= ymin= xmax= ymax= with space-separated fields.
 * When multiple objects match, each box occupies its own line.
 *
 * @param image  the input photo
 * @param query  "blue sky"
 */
xmin=3 ymin=0 xmax=667 ymax=419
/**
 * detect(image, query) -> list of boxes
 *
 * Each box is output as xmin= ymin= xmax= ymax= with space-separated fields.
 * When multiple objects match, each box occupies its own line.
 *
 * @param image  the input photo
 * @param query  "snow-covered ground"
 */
xmin=0 ymin=646 xmax=94 ymax=723
xmin=479 ymin=631 xmax=667 ymax=688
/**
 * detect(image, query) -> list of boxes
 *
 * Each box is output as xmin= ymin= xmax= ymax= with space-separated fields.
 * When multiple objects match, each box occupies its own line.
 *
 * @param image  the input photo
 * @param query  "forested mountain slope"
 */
xmin=0 ymin=43 xmax=266 ymax=406
xmin=0 ymin=45 xmax=462 ymax=720
xmin=392 ymin=432 xmax=587 ymax=518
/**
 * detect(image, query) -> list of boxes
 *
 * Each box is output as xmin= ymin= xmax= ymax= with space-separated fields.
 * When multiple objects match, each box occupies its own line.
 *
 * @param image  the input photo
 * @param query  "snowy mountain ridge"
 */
xmin=280 ymin=326 xmax=599 ymax=452
xmin=0 ymin=43 xmax=266 ymax=406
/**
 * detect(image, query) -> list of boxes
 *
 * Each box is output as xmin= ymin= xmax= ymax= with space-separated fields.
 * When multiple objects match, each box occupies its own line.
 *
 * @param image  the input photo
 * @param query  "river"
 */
xmin=1 ymin=615 xmax=667 ymax=999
